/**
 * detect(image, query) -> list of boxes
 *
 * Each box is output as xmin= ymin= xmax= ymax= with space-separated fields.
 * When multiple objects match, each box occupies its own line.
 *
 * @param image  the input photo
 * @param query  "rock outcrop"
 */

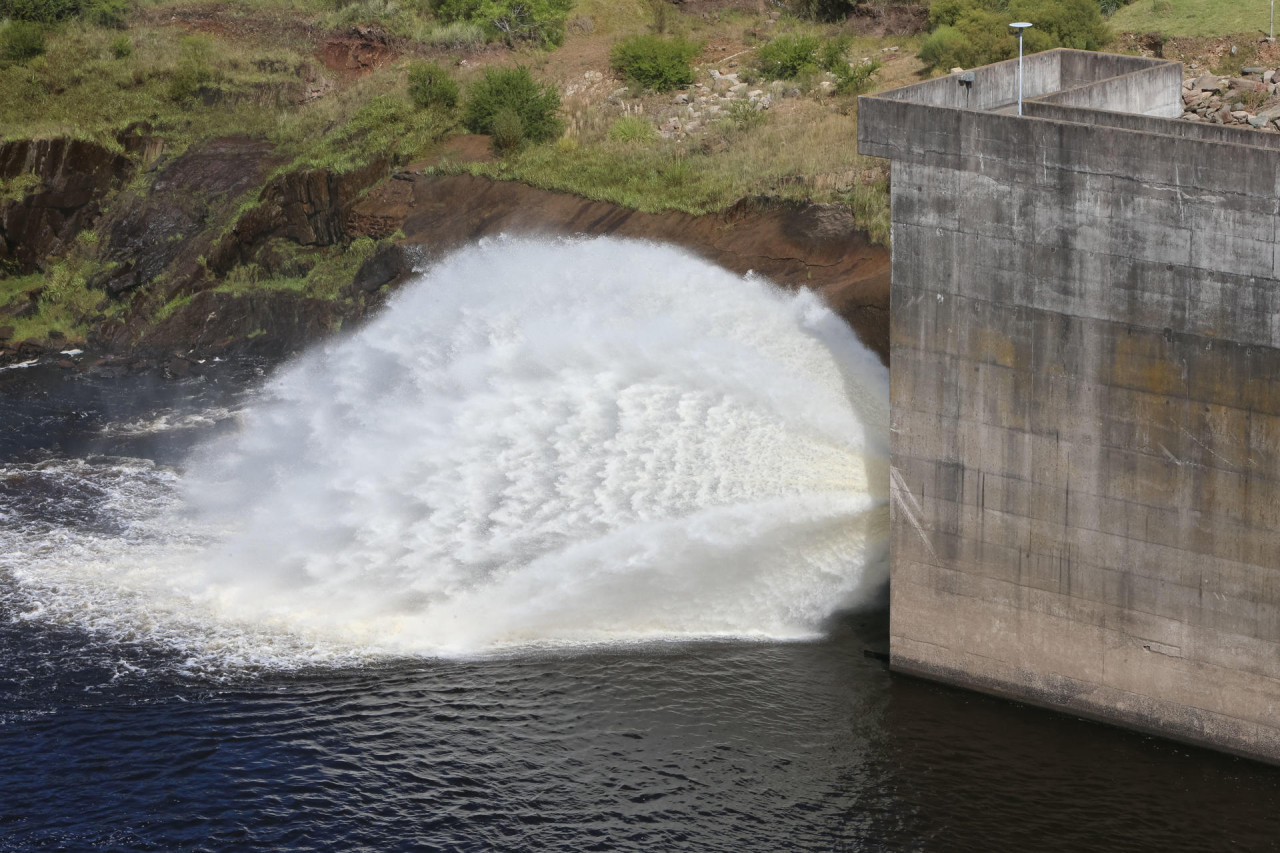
xmin=96 ymin=137 xmax=285 ymax=296
xmin=0 ymin=138 xmax=134 ymax=273
xmin=345 ymin=172 xmax=891 ymax=360
xmin=1 ymin=138 xmax=889 ymax=367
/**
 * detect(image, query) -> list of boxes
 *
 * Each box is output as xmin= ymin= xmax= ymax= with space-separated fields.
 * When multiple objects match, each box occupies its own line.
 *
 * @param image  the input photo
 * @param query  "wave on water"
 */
xmin=0 ymin=237 xmax=889 ymax=672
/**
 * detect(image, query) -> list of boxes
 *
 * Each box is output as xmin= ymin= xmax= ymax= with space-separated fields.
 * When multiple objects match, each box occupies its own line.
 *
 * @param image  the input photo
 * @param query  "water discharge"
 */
xmin=0 ymin=237 xmax=889 ymax=669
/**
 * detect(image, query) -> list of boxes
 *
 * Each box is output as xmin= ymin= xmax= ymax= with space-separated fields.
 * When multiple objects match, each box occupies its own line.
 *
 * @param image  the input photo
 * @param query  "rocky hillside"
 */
xmin=0 ymin=0 xmax=920 ymax=369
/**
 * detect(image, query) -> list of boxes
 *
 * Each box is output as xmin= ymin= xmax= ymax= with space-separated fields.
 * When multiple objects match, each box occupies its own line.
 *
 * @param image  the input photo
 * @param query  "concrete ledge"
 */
xmin=891 ymin=641 xmax=1280 ymax=766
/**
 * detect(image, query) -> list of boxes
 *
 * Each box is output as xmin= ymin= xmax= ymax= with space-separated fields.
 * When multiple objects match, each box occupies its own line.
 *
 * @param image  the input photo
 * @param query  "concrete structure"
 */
xmin=859 ymin=49 xmax=1280 ymax=764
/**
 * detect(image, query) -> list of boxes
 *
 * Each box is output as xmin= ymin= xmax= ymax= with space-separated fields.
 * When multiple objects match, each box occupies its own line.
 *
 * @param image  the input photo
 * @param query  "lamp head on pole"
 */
xmin=1010 ymin=22 xmax=1031 ymax=116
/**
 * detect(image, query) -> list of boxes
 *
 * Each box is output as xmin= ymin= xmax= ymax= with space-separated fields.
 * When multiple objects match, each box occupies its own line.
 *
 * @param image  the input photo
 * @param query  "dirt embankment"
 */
xmin=345 ymin=171 xmax=890 ymax=358
xmin=1 ymin=140 xmax=889 ymax=369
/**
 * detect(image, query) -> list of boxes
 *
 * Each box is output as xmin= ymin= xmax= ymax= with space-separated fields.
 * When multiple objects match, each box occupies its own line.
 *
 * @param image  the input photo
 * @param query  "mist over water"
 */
xmin=1 ymin=237 xmax=889 ymax=668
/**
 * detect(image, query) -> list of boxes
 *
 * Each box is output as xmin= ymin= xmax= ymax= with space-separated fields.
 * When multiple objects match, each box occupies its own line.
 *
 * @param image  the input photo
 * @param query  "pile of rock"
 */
xmin=1181 ymin=68 xmax=1280 ymax=130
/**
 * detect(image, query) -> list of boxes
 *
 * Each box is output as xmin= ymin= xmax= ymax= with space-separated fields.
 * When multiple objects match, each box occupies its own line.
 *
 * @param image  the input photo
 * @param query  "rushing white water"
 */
xmin=0 ymin=237 xmax=889 ymax=668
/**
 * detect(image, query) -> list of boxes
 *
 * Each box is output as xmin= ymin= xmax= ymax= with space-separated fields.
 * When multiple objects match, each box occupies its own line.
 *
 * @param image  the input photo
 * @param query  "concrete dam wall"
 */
xmin=859 ymin=49 xmax=1280 ymax=764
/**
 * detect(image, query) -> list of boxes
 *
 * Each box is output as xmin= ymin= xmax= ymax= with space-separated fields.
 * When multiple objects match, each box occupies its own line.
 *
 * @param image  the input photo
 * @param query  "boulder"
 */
xmin=351 ymin=244 xmax=407 ymax=293
xmin=1229 ymin=77 xmax=1266 ymax=92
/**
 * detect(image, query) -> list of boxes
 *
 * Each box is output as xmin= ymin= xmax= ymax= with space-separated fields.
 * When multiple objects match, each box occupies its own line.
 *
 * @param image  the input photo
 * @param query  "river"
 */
xmin=3 ymin=240 xmax=1279 ymax=851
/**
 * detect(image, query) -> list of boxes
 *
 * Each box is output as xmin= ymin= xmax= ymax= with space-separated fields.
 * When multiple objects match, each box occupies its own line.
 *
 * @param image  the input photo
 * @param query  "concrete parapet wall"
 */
xmin=876 ymin=52 xmax=1061 ymax=112
xmin=1036 ymin=64 xmax=1185 ymax=117
xmin=861 ymin=50 xmax=1280 ymax=764
xmin=1024 ymin=100 xmax=1280 ymax=150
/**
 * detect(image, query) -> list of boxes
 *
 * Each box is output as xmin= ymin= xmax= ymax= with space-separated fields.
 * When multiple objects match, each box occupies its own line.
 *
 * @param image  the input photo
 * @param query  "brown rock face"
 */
xmin=128 ymin=288 xmax=344 ymax=360
xmin=96 ymin=136 xmax=285 ymax=296
xmin=348 ymin=173 xmax=891 ymax=360
xmin=0 ymin=139 xmax=134 ymax=273
xmin=212 ymin=157 xmax=390 ymax=273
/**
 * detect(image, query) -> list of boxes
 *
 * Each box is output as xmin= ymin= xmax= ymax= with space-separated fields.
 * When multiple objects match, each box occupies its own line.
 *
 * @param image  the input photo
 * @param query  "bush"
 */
xmin=756 ymin=33 xmax=822 ymax=79
xmin=787 ymin=0 xmax=857 ymax=22
xmin=918 ymin=24 xmax=964 ymax=68
xmin=433 ymin=0 xmax=572 ymax=48
xmin=408 ymin=61 xmax=459 ymax=110
xmin=607 ymin=115 xmax=656 ymax=143
xmin=464 ymin=66 xmax=563 ymax=143
xmin=833 ymin=59 xmax=880 ymax=94
xmin=921 ymin=0 xmax=1111 ymax=69
xmin=609 ymin=34 xmax=700 ymax=92
xmin=0 ymin=0 xmax=79 ymax=23
xmin=0 ymin=20 xmax=46 ymax=62
xmin=82 ymin=0 xmax=129 ymax=28
xmin=1010 ymin=0 xmax=1111 ymax=52
xmin=109 ymin=33 xmax=131 ymax=58
xmin=168 ymin=35 xmax=217 ymax=102
xmin=0 ymin=0 xmax=130 ymax=24
xmin=491 ymin=106 xmax=524 ymax=154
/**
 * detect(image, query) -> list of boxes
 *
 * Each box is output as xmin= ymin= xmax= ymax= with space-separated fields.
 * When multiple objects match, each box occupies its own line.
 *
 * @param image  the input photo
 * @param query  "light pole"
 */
xmin=1010 ymin=22 xmax=1032 ymax=116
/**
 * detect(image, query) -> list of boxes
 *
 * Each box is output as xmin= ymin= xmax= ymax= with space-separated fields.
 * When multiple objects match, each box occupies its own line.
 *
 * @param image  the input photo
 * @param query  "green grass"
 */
xmin=215 ymin=237 xmax=379 ymax=301
xmin=0 ymin=22 xmax=306 ymax=149
xmin=453 ymin=98 xmax=889 ymax=243
xmin=1108 ymin=0 xmax=1273 ymax=37
xmin=0 ymin=261 xmax=103 ymax=343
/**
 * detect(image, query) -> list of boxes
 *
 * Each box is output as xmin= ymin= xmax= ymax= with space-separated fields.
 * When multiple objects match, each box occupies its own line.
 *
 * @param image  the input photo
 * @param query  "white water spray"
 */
xmin=1 ymin=237 xmax=889 ymax=666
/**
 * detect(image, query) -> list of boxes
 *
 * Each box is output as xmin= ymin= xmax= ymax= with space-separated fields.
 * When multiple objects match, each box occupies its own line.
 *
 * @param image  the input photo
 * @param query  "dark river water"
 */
xmin=3 ymin=361 xmax=1279 ymax=852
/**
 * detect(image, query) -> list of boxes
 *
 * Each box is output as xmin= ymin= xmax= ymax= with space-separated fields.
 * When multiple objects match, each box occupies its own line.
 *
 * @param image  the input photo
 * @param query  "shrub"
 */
xmin=927 ymin=0 xmax=985 ymax=27
xmin=609 ymin=34 xmax=700 ymax=92
xmin=833 ymin=59 xmax=880 ymax=94
xmin=0 ymin=20 xmax=46 ymax=62
xmin=408 ymin=61 xmax=459 ymax=110
xmin=921 ymin=0 xmax=1111 ymax=69
xmin=82 ymin=0 xmax=130 ymax=28
xmin=816 ymin=34 xmax=850 ymax=72
xmin=464 ymin=66 xmax=563 ymax=143
xmin=433 ymin=0 xmax=572 ymax=48
xmin=1010 ymin=0 xmax=1111 ymax=52
xmin=722 ymin=99 xmax=766 ymax=131
xmin=109 ymin=33 xmax=131 ymax=58
xmin=786 ymin=0 xmax=857 ymax=22
xmin=918 ymin=24 xmax=964 ymax=68
xmin=491 ymin=106 xmax=524 ymax=154
xmin=755 ymin=33 xmax=822 ymax=79
xmin=0 ymin=0 xmax=79 ymax=23
xmin=168 ymin=35 xmax=220 ymax=102
xmin=607 ymin=115 xmax=655 ymax=143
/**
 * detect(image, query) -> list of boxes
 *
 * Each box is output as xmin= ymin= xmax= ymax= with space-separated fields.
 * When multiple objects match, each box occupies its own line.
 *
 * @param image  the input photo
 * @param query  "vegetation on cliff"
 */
xmin=0 ymin=0 xmax=923 ymax=359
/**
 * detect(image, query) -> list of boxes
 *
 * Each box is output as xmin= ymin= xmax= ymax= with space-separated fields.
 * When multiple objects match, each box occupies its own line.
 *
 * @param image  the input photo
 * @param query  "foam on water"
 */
xmin=0 ymin=237 xmax=889 ymax=670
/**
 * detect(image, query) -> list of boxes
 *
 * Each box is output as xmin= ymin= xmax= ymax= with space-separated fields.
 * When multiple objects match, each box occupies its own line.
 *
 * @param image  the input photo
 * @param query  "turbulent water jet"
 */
xmin=1 ymin=237 xmax=889 ymax=666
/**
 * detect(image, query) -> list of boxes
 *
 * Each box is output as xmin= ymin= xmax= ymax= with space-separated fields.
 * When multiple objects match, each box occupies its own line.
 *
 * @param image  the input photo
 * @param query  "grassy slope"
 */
xmin=0 ymin=0 xmax=916 ymax=347
xmin=1109 ymin=0 xmax=1273 ymax=38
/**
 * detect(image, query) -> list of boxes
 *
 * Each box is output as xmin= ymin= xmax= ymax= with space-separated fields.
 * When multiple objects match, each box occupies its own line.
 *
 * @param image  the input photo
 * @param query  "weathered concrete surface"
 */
xmin=861 ymin=49 xmax=1280 ymax=764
